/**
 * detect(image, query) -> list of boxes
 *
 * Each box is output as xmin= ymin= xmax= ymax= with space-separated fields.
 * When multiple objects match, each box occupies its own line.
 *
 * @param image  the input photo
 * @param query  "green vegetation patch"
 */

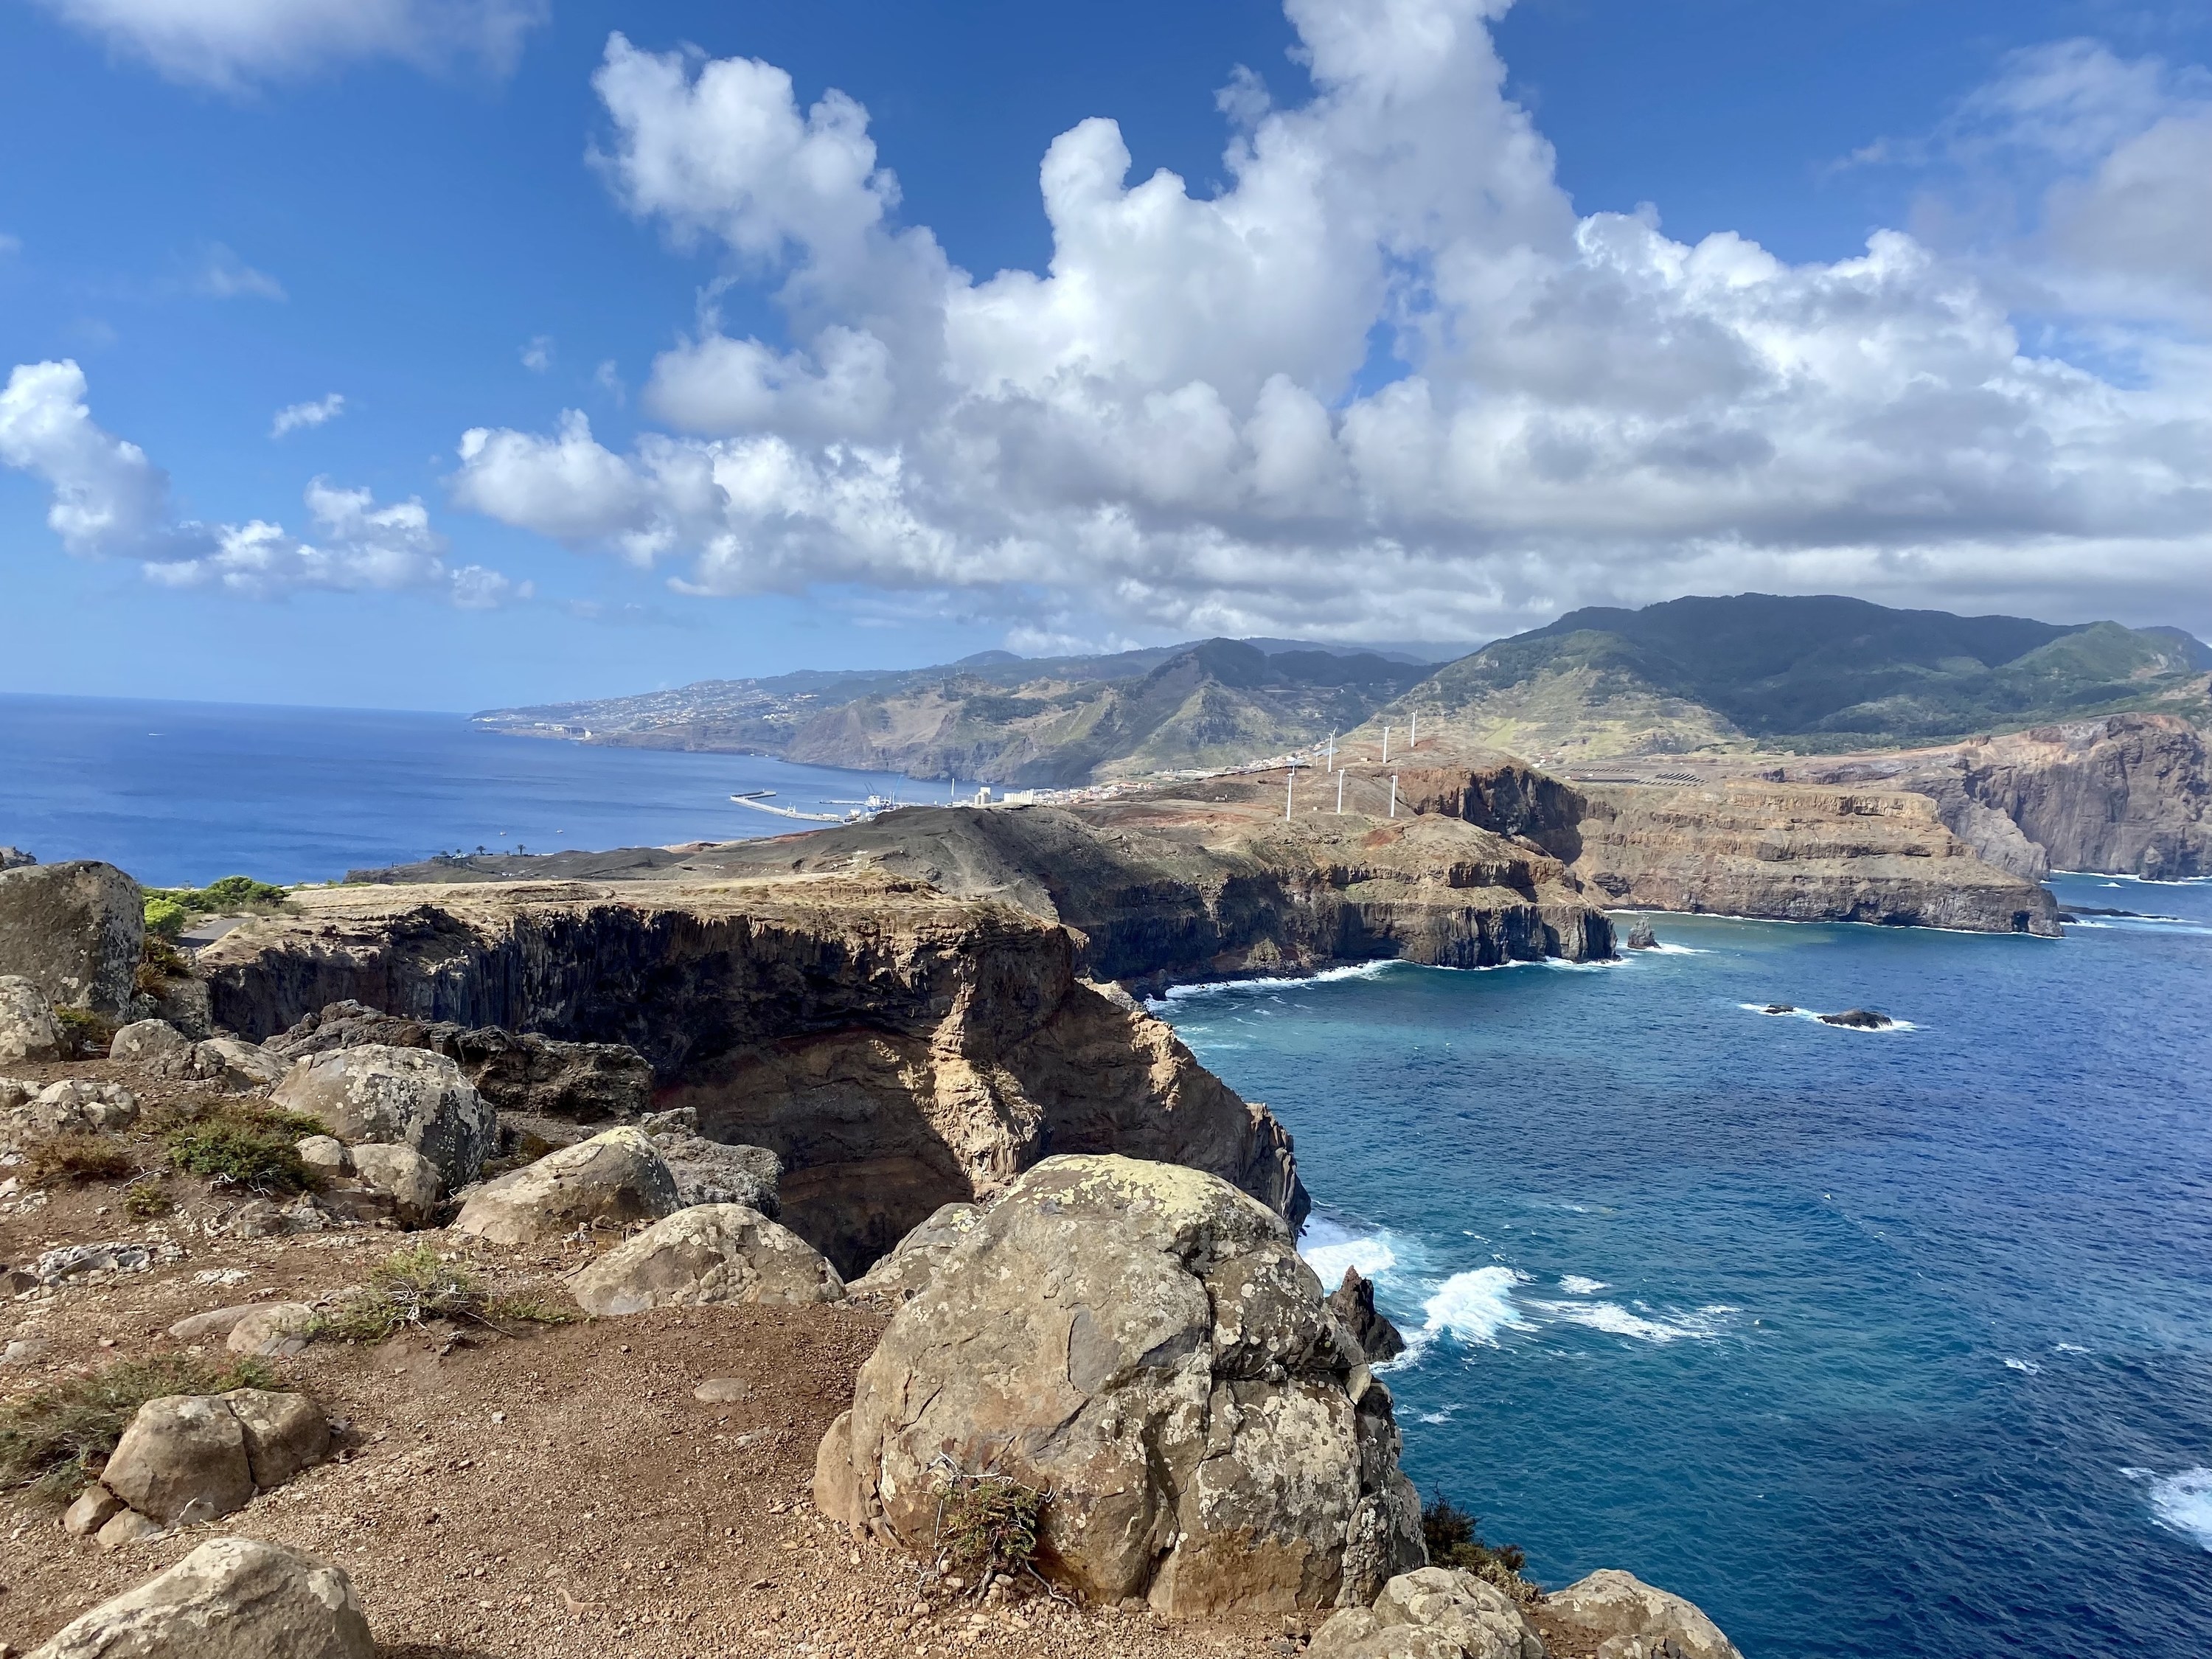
xmin=142 ymin=874 xmax=291 ymax=939
xmin=929 ymin=1461 xmax=1048 ymax=1597
xmin=318 ymin=1245 xmax=576 ymax=1343
xmin=163 ymin=1100 xmax=323 ymax=1194
xmin=21 ymin=1132 xmax=134 ymax=1188
xmin=0 ymin=1354 xmax=280 ymax=1502
xmin=1422 ymin=1491 xmax=1540 ymax=1604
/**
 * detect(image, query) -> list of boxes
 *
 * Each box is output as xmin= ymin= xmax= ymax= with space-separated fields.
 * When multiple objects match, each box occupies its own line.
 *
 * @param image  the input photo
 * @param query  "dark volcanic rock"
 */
xmin=1624 ymin=922 xmax=1660 ymax=950
xmin=1818 ymin=1007 xmax=1893 ymax=1029
xmin=1329 ymin=1265 xmax=1407 ymax=1363
xmin=1761 ymin=1003 xmax=1797 ymax=1015
xmin=266 ymin=999 xmax=655 ymax=1118
xmin=0 ymin=860 xmax=143 ymax=1018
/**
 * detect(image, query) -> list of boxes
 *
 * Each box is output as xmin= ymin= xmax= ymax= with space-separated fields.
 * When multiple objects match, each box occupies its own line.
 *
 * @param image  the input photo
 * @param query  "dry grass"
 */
xmin=931 ymin=1461 xmax=1049 ymax=1599
xmin=0 ymin=1355 xmax=281 ymax=1503
xmin=316 ymin=1245 xmax=576 ymax=1343
xmin=21 ymin=1132 xmax=134 ymax=1188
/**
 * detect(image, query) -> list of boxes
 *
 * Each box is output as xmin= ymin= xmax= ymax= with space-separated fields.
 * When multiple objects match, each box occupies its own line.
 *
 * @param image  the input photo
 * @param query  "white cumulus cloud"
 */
xmin=449 ymin=4 xmax=2212 ymax=642
xmin=271 ymin=392 xmax=345 ymax=438
xmin=2 ymin=359 xmax=526 ymax=607
xmin=35 ymin=0 xmax=548 ymax=90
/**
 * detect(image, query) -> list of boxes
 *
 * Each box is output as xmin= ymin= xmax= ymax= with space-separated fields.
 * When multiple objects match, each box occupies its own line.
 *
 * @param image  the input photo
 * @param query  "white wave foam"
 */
xmin=1299 ymin=1216 xmax=1401 ymax=1285
xmin=1737 ymin=1002 xmax=1919 ymax=1032
xmin=2054 ymin=1342 xmax=2089 ymax=1354
xmin=1630 ymin=941 xmax=1708 ymax=956
xmin=1422 ymin=1267 xmax=1532 ymax=1345
xmin=2149 ymin=1470 xmax=2212 ymax=1551
xmin=2003 ymin=1357 xmax=2042 ymax=1374
xmin=1534 ymin=1298 xmax=1738 ymax=1343
xmin=1558 ymin=1275 xmax=1608 ymax=1295
xmin=1154 ymin=961 xmax=1399 ymax=1002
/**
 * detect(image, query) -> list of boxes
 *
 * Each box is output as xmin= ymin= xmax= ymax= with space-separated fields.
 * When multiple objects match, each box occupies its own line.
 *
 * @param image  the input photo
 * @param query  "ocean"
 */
xmin=0 ymin=693 xmax=920 ymax=887
xmin=8 ymin=695 xmax=2209 ymax=1655
xmin=1158 ymin=879 xmax=2212 ymax=1659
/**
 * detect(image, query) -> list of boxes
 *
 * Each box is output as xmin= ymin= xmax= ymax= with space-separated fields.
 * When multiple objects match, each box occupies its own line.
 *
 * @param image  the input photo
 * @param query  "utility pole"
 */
xmin=1326 ymin=732 xmax=1335 ymax=773
xmin=1410 ymin=712 xmax=1418 ymax=750
xmin=1388 ymin=773 xmax=1399 ymax=818
xmin=1336 ymin=770 xmax=1346 ymax=814
xmin=1285 ymin=762 xmax=1298 ymax=821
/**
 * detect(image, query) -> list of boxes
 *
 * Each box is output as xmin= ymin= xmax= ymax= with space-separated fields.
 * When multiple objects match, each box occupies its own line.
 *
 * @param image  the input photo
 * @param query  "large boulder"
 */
xmin=98 ymin=1395 xmax=256 ymax=1526
xmin=452 ymin=1125 xmax=677 ymax=1245
xmin=1312 ymin=1568 xmax=1545 ymax=1659
xmin=347 ymin=1141 xmax=443 ymax=1225
xmin=846 ymin=1201 xmax=984 ymax=1304
xmin=109 ymin=1018 xmax=188 ymax=1064
xmin=27 ymin=1536 xmax=373 ymax=1659
xmin=820 ymin=1154 xmax=1425 ymax=1615
xmin=570 ymin=1203 xmax=845 ymax=1315
xmin=0 ymin=860 xmax=142 ymax=1018
xmin=1544 ymin=1571 xmax=1742 ymax=1659
xmin=270 ymin=1044 xmax=495 ymax=1186
xmin=650 ymin=1128 xmax=782 ymax=1215
xmin=0 ymin=975 xmax=60 ymax=1062
xmin=170 ymin=1037 xmax=288 ymax=1093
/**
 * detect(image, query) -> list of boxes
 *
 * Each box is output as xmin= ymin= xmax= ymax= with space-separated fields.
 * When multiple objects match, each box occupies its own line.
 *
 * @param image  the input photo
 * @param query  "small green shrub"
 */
xmin=142 ymin=895 xmax=190 ymax=941
xmin=52 ymin=1006 xmax=116 ymax=1059
xmin=930 ymin=1462 xmax=1047 ymax=1596
xmin=318 ymin=1245 xmax=576 ymax=1343
xmin=0 ymin=1355 xmax=279 ymax=1502
xmin=125 ymin=1180 xmax=175 ymax=1219
xmin=22 ymin=1133 xmax=134 ymax=1188
xmin=1422 ymin=1492 xmax=1538 ymax=1602
xmin=166 ymin=1113 xmax=309 ymax=1193
xmin=142 ymin=876 xmax=289 ymax=924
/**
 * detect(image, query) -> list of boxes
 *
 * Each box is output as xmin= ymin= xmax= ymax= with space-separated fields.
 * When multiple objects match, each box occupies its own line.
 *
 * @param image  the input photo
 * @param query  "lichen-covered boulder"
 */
xmin=453 ymin=1125 xmax=677 ymax=1245
xmin=0 ymin=975 xmax=60 ymax=1063
xmin=271 ymin=1044 xmax=494 ymax=1186
xmin=21 ymin=1079 xmax=139 ymax=1133
xmin=570 ymin=1203 xmax=844 ymax=1315
xmin=821 ymin=1154 xmax=1425 ymax=1615
xmin=347 ymin=1141 xmax=442 ymax=1226
xmin=98 ymin=1395 xmax=255 ymax=1526
xmin=1545 ymin=1570 xmax=1742 ymax=1659
xmin=27 ymin=1536 xmax=373 ymax=1659
xmin=845 ymin=1202 xmax=984 ymax=1304
xmin=0 ymin=860 xmax=142 ymax=1019
xmin=173 ymin=1037 xmax=289 ymax=1094
xmin=109 ymin=1018 xmax=188 ymax=1064
xmin=1311 ymin=1568 xmax=1545 ymax=1659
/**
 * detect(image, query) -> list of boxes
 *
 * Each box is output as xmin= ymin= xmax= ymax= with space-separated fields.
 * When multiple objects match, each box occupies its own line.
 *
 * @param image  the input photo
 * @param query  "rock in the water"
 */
xmin=226 ymin=1302 xmax=317 ymax=1358
xmin=27 ymin=1536 xmax=374 ymax=1659
xmin=1760 ymin=1004 xmax=1795 ymax=1015
xmin=220 ymin=1388 xmax=330 ymax=1487
xmin=1545 ymin=1569 xmax=1742 ymax=1659
xmin=271 ymin=1044 xmax=495 ymax=1186
xmin=570 ymin=1202 xmax=844 ymax=1315
xmin=98 ymin=1394 xmax=256 ymax=1526
xmin=649 ymin=1127 xmax=782 ymax=1215
xmin=108 ymin=1018 xmax=188 ymax=1064
xmin=1818 ymin=1007 xmax=1893 ymax=1029
xmin=0 ymin=860 xmax=143 ymax=1019
xmin=846 ymin=1202 xmax=984 ymax=1304
xmin=453 ymin=1125 xmax=677 ymax=1245
xmin=1311 ymin=1567 xmax=1545 ymax=1659
xmin=1329 ymin=1267 xmax=1406 ymax=1363
xmin=0 ymin=975 xmax=60 ymax=1063
xmin=171 ymin=1037 xmax=289 ymax=1093
xmin=347 ymin=1141 xmax=442 ymax=1226
xmin=823 ymin=1153 xmax=1425 ymax=1615
xmin=267 ymin=1001 xmax=655 ymax=1118
xmin=1623 ymin=922 xmax=1660 ymax=950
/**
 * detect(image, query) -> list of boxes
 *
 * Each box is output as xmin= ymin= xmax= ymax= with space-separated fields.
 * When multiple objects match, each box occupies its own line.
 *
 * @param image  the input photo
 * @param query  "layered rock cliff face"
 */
xmin=196 ymin=874 xmax=1304 ymax=1273
xmin=1795 ymin=715 xmax=2210 ymax=880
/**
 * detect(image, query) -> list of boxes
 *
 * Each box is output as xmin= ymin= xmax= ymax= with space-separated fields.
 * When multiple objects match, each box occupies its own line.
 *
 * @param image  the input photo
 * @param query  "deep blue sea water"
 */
xmin=1160 ymin=882 xmax=2212 ymax=1659
xmin=0 ymin=694 xmax=914 ymax=886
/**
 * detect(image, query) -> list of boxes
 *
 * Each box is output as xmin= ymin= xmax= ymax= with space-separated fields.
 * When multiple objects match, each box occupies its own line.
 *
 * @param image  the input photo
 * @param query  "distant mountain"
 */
xmin=1396 ymin=595 xmax=2211 ymax=761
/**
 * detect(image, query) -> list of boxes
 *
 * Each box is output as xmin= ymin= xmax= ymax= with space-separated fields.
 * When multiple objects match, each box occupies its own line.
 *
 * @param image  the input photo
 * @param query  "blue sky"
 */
xmin=3 ymin=0 xmax=2209 ymax=711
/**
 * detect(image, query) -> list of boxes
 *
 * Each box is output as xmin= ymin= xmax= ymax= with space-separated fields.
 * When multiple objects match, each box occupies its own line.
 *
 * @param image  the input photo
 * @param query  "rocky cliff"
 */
xmin=195 ymin=873 xmax=1304 ymax=1273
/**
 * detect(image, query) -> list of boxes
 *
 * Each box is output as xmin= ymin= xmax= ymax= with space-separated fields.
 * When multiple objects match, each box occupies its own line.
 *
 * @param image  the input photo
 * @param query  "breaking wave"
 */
xmin=1421 ymin=1267 xmax=1533 ymax=1345
xmin=2146 ymin=1469 xmax=2212 ymax=1551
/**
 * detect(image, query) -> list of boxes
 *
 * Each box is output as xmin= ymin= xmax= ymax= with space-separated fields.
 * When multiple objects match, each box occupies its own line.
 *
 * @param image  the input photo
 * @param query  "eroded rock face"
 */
xmin=0 ymin=975 xmax=60 ymax=1063
xmin=453 ymin=1125 xmax=676 ymax=1244
xmin=1312 ymin=1568 xmax=1545 ymax=1659
xmin=569 ymin=1202 xmax=845 ymax=1314
xmin=0 ymin=860 xmax=143 ymax=1018
xmin=1545 ymin=1570 xmax=1742 ymax=1659
xmin=822 ymin=1154 xmax=1425 ymax=1615
xmin=271 ymin=1044 xmax=495 ymax=1186
xmin=1329 ymin=1267 xmax=1406 ymax=1364
xmin=27 ymin=1536 xmax=373 ymax=1659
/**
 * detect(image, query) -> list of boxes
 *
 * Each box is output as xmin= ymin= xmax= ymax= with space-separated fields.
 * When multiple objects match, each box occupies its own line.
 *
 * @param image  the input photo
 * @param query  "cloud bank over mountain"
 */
xmin=442 ymin=0 xmax=2212 ymax=645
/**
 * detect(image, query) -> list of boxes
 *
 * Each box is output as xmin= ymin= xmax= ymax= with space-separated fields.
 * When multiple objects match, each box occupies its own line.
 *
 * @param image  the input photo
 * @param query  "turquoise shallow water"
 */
xmin=1158 ymin=880 xmax=2212 ymax=1659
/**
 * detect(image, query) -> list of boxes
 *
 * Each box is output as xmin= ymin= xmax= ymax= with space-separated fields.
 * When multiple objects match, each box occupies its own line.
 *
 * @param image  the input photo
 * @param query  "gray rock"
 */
xmin=225 ymin=1302 xmax=316 ymax=1358
xmin=453 ymin=1125 xmax=677 ymax=1245
xmin=1311 ymin=1568 xmax=1545 ymax=1659
xmin=27 ymin=1536 xmax=374 ymax=1658
xmin=1329 ymin=1267 xmax=1406 ymax=1363
xmin=845 ymin=1202 xmax=984 ymax=1304
xmin=692 ymin=1376 xmax=751 ymax=1404
xmin=219 ymin=1388 xmax=330 ymax=1488
xmin=24 ymin=1079 xmax=140 ymax=1133
xmin=271 ymin=1044 xmax=495 ymax=1186
xmin=224 ymin=1199 xmax=288 ymax=1239
xmin=94 ymin=1509 xmax=167 ymax=1552
xmin=1545 ymin=1570 xmax=1742 ymax=1659
xmin=33 ymin=1242 xmax=159 ymax=1285
xmin=109 ymin=1018 xmax=188 ymax=1064
xmin=173 ymin=1037 xmax=288 ymax=1093
xmin=570 ymin=1203 xmax=845 ymax=1315
xmin=99 ymin=1395 xmax=255 ymax=1526
xmin=0 ymin=846 xmax=32 ymax=871
xmin=821 ymin=1154 xmax=1425 ymax=1615
xmin=142 ymin=975 xmax=213 ymax=1041
xmin=0 ymin=975 xmax=60 ymax=1063
xmin=62 ymin=1485 xmax=126 ymax=1538
xmin=347 ymin=1141 xmax=442 ymax=1226
xmin=294 ymin=1135 xmax=351 ymax=1179
xmin=650 ymin=1130 xmax=781 ymax=1215
xmin=0 ymin=860 xmax=143 ymax=1019
xmin=4 ymin=1336 xmax=52 ymax=1365
xmin=166 ymin=1305 xmax=259 ymax=1343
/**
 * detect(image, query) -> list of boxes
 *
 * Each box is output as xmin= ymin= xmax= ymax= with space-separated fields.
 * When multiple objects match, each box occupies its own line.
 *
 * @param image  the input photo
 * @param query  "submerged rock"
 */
xmin=821 ymin=1153 xmax=1425 ymax=1615
xmin=28 ymin=1537 xmax=373 ymax=1659
xmin=1760 ymin=1004 xmax=1796 ymax=1015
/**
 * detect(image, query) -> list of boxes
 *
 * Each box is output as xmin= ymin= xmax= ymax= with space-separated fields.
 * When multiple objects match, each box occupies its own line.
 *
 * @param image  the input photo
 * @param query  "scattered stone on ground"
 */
xmin=27 ymin=1536 xmax=374 ymax=1659
xmin=453 ymin=1125 xmax=677 ymax=1244
xmin=571 ymin=1203 xmax=845 ymax=1315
